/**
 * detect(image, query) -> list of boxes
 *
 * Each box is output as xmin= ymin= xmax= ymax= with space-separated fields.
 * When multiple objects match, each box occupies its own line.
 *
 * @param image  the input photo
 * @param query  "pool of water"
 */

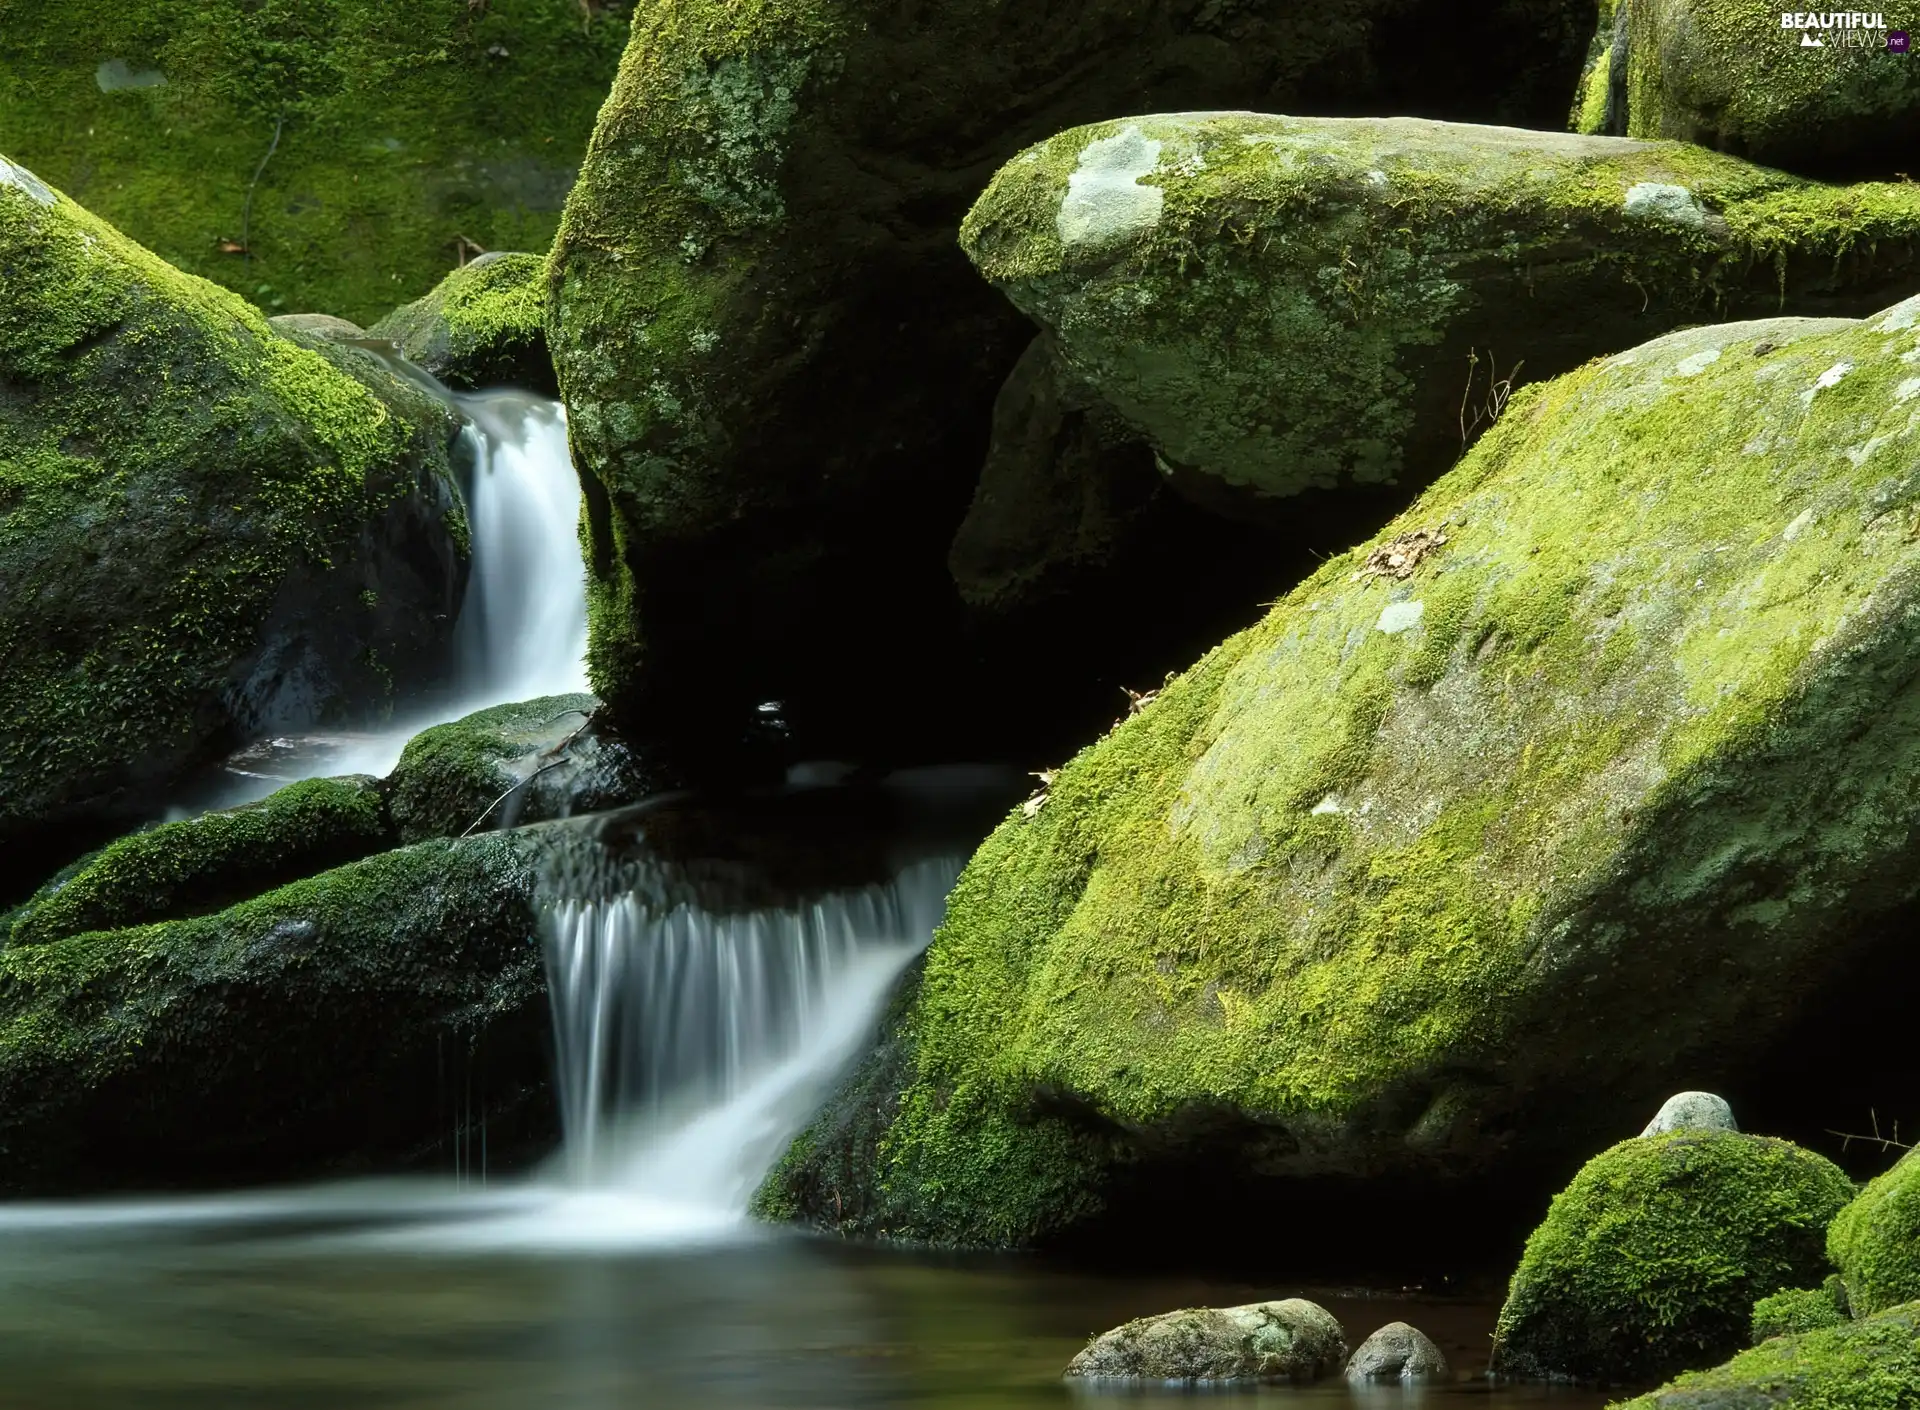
xmin=0 ymin=1185 xmax=1622 ymax=1410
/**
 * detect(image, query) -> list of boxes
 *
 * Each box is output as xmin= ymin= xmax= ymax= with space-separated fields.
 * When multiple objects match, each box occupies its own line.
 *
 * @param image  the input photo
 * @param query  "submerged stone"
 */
xmin=0 ymin=159 xmax=469 ymax=855
xmin=1615 ymin=1301 xmax=1920 ymax=1409
xmin=761 ymin=294 xmax=1920 ymax=1250
xmin=1490 ymin=1130 xmax=1853 ymax=1384
xmin=370 ymin=253 xmax=555 ymax=395
xmin=1064 ymin=1299 xmax=1346 ymax=1382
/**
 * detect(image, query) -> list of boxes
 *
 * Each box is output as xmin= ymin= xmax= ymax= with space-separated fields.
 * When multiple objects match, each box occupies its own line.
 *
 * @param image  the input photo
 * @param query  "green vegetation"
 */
xmin=1613 ymin=1302 xmax=1920 ymax=1409
xmin=0 ymin=0 xmax=627 ymax=325
xmin=961 ymin=113 xmax=1920 ymax=505
xmin=1489 ymin=1131 xmax=1853 ymax=1383
xmin=762 ymin=296 xmax=1920 ymax=1247
xmin=1830 ymin=1150 xmax=1920 ymax=1316
xmin=6 ymin=777 xmax=392 ymax=946
xmin=0 ymin=162 xmax=468 ymax=843
xmin=1751 ymin=1280 xmax=1850 ymax=1344
xmin=369 ymin=252 xmax=553 ymax=392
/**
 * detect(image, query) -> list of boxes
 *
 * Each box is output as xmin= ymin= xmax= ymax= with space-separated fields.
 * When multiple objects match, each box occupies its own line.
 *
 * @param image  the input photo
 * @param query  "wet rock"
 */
xmin=546 ymin=0 xmax=1590 ymax=739
xmin=369 ymin=253 xmax=554 ymax=395
xmin=1829 ymin=1148 xmax=1920 ymax=1316
xmin=960 ymin=114 xmax=1920 ymax=526
xmin=1615 ymin=1302 xmax=1920 ymax=1409
xmin=0 ymin=160 xmax=468 ymax=855
xmin=1491 ymin=1131 xmax=1854 ymax=1384
xmin=764 ymin=295 xmax=1920 ymax=1250
xmin=267 ymin=313 xmax=367 ymax=342
xmin=1575 ymin=0 xmax=1920 ymax=181
xmin=1065 ymin=1299 xmax=1346 ymax=1383
xmin=385 ymin=694 xmax=663 ymax=844
xmin=1347 ymin=1322 xmax=1449 ymax=1380
xmin=1642 ymin=1092 xmax=1739 ymax=1137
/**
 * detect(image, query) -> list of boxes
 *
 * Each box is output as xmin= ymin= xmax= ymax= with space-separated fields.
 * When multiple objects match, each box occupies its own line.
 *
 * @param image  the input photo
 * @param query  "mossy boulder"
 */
xmin=1 ymin=159 xmax=471 ymax=853
xmin=0 ymin=0 xmax=626 ymax=325
xmin=1829 ymin=1149 xmax=1920 ymax=1317
xmin=760 ymin=295 xmax=1920 ymax=1249
xmin=370 ymin=252 xmax=554 ymax=394
xmin=958 ymin=114 xmax=1920 ymax=536
xmin=386 ymin=693 xmax=661 ymax=843
xmin=5 ymin=776 xmax=393 ymax=947
xmin=546 ymin=0 xmax=1592 ymax=739
xmin=1576 ymin=0 xmax=1920 ymax=181
xmin=1489 ymin=1130 xmax=1853 ymax=1384
xmin=0 ymin=831 xmax=551 ymax=1191
xmin=1615 ymin=1301 xmax=1920 ymax=1409
xmin=1751 ymin=1280 xmax=1849 ymax=1344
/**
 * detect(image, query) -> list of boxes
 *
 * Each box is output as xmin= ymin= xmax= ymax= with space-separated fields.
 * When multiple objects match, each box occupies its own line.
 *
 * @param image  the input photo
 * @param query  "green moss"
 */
xmin=1612 ymin=1302 xmax=1920 ymax=1410
xmin=770 ymin=295 xmax=1920 ymax=1247
xmin=369 ymin=252 xmax=553 ymax=391
xmin=0 ymin=831 xmax=546 ymax=1191
xmin=1751 ymin=1282 xmax=1849 ymax=1344
xmin=1829 ymin=1149 xmax=1920 ymax=1317
xmin=961 ymin=113 xmax=1920 ymax=505
xmin=0 ymin=163 xmax=468 ymax=840
xmin=1620 ymin=0 xmax=1920 ymax=176
xmin=6 ymin=777 xmax=393 ymax=947
xmin=1490 ymin=1131 xmax=1854 ymax=1384
xmin=0 ymin=0 xmax=626 ymax=325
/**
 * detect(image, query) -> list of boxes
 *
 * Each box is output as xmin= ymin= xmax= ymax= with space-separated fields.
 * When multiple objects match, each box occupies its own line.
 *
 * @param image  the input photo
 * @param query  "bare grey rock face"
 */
xmin=1642 ymin=1092 xmax=1739 ymax=1138
xmin=1065 ymin=1299 xmax=1347 ymax=1383
xmin=1346 ymin=1321 xmax=1450 ymax=1380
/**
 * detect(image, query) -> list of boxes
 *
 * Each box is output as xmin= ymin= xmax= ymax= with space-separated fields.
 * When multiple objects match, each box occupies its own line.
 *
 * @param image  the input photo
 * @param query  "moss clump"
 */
xmin=767 ymin=296 xmax=1920 ymax=1248
xmin=961 ymin=113 xmax=1920 ymax=510
xmin=0 ymin=0 xmax=627 ymax=325
xmin=0 ymin=832 xmax=549 ymax=1192
xmin=1829 ymin=1149 xmax=1920 ymax=1317
xmin=1490 ymin=1131 xmax=1854 ymax=1384
xmin=386 ymin=694 xmax=659 ymax=843
xmin=1613 ymin=1302 xmax=1920 ymax=1410
xmin=370 ymin=252 xmax=554 ymax=394
xmin=0 ymin=160 xmax=469 ymax=845
xmin=1751 ymin=1280 xmax=1849 ymax=1344
xmin=1617 ymin=0 xmax=1920 ymax=180
xmin=6 ymin=777 xmax=393 ymax=947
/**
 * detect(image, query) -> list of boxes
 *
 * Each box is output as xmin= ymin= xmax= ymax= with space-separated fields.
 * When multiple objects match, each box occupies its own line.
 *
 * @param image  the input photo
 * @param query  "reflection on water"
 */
xmin=0 ymin=1195 xmax=1620 ymax=1410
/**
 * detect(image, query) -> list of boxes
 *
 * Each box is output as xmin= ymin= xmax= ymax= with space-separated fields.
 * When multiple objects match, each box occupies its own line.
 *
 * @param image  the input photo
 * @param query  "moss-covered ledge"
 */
xmin=762 ymin=294 xmax=1920 ymax=1247
xmin=370 ymin=252 xmax=554 ymax=394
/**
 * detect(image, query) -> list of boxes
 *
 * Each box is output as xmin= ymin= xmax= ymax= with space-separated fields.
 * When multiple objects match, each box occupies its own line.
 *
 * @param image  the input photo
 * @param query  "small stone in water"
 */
xmin=1346 ymin=1321 xmax=1449 ymax=1380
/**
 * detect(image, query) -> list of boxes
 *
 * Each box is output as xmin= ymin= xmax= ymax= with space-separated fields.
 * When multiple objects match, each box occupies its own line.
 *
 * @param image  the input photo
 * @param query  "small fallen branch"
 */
xmin=1458 ymin=348 xmax=1524 ymax=448
xmin=1827 ymin=1110 xmax=1914 ymax=1156
xmin=239 ymin=111 xmax=287 ymax=263
xmin=459 ymin=709 xmax=594 ymax=838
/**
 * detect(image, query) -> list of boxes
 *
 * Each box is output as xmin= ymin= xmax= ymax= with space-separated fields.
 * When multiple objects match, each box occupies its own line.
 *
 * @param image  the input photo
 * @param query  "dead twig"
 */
xmin=454 ymin=232 xmax=489 ymax=266
xmin=240 ymin=110 xmax=286 ymax=262
xmin=1458 ymin=348 xmax=1524 ymax=449
xmin=1827 ymin=1109 xmax=1913 ymax=1156
xmin=459 ymin=710 xmax=595 ymax=838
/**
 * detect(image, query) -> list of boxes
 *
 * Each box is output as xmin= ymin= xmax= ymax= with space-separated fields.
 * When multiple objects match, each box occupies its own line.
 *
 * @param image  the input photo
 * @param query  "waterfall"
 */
xmin=540 ymin=855 xmax=958 ymax=1214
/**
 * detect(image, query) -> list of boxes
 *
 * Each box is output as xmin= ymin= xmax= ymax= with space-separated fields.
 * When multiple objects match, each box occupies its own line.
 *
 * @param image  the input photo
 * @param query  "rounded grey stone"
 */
xmin=1642 ymin=1092 xmax=1739 ymax=1137
xmin=1065 ymin=1298 xmax=1347 ymax=1383
xmin=1346 ymin=1321 xmax=1450 ymax=1380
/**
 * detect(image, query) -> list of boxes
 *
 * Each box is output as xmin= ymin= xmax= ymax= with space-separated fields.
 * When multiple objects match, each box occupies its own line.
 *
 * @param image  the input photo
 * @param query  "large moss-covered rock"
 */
xmin=1574 ymin=0 xmax=1920 ymax=181
xmin=958 ymin=114 xmax=1920 ymax=528
xmin=0 ymin=0 xmax=626 ymax=325
xmin=1615 ymin=1302 xmax=1920 ymax=1410
xmin=1829 ymin=1149 xmax=1920 ymax=1317
xmin=370 ymin=252 xmax=554 ymax=394
xmin=1489 ymin=1131 xmax=1853 ymax=1384
xmin=0 ymin=831 xmax=550 ymax=1191
xmin=5 ymin=777 xmax=393 ymax=947
xmin=760 ymin=294 xmax=1920 ymax=1248
xmin=0 ymin=158 xmax=469 ymax=853
xmin=386 ymin=693 xmax=661 ymax=843
xmin=546 ymin=0 xmax=1593 ymax=738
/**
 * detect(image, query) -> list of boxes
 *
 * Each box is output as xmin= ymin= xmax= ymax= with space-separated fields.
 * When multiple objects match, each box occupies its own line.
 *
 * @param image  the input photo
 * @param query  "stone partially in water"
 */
xmin=1346 ymin=1321 xmax=1449 ymax=1380
xmin=1065 ymin=1299 xmax=1346 ymax=1382
xmin=1642 ymin=1092 xmax=1739 ymax=1137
